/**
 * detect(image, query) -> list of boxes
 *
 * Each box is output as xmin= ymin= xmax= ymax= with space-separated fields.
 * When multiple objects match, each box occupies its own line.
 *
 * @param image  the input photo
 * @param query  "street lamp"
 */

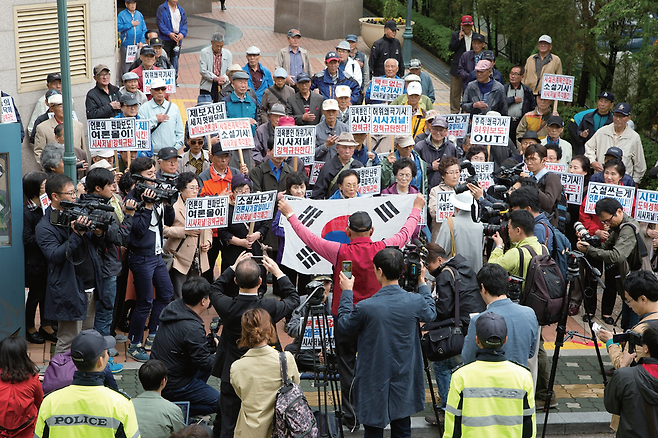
xmin=402 ymin=0 xmax=413 ymax=68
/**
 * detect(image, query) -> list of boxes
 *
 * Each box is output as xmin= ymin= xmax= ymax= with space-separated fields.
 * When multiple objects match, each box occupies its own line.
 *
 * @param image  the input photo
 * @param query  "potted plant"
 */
xmin=359 ymin=0 xmax=413 ymax=48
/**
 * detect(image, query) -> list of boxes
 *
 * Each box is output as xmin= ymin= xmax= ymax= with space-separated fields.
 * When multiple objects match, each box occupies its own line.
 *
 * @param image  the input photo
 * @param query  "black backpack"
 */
xmin=518 ymin=245 xmax=568 ymax=325
xmin=538 ymin=174 xmax=570 ymax=233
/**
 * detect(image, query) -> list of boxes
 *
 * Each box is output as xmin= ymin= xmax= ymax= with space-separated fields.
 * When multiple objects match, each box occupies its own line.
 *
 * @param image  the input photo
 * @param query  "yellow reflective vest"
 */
xmin=444 ymin=355 xmax=536 ymax=438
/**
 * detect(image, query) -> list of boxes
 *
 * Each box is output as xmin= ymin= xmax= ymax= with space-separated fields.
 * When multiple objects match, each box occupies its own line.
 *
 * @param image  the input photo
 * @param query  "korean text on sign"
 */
xmin=309 ymin=162 xmax=325 ymax=185
xmin=355 ymin=166 xmax=381 ymax=196
xmin=187 ymin=102 xmax=227 ymax=137
xmin=143 ymin=69 xmax=176 ymax=94
xmin=541 ymin=74 xmax=575 ymax=102
xmin=217 ymin=118 xmax=254 ymax=150
xmin=134 ymin=120 xmax=151 ymax=151
xmin=446 ymin=114 xmax=470 ymax=139
xmin=371 ymin=105 xmax=411 ymax=135
xmin=370 ymin=78 xmax=404 ymax=102
xmin=1 ymin=96 xmax=17 ymax=123
xmin=434 ymin=191 xmax=454 ymax=222
xmin=459 ymin=162 xmax=494 ymax=190
xmin=125 ymin=45 xmax=138 ymax=63
xmin=557 ymin=172 xmax=585 ymax=205
xmin=274 ymin=126 xmax=316 ymax=157
xmin=349 ymin=105 xmax=372 ymax=133
xmin=300 ymin=316 xmax=335 ymax=350
xmin=232 ymin=191 xmax=277 ymax=224
xmin=545 ymin=162 xmax=566 ymax=173
xmin=634 ymin=190 xmax=658 ymax=224
xmin=471 ymin=115 xmax=511 ymax=146
xmin=87 ymin=118 xmax=136 ymax=150
xmin=584 ymin=182 xmax=635 ymax=215
xmin=185 ymin=196 xmax=230 ymax=230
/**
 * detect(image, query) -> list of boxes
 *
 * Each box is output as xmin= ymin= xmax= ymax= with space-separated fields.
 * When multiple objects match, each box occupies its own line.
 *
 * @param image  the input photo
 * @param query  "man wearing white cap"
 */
xmin=253 ymin=103 xmax=287 ymax=165
xmin=199 ymin=32 xmax=233 ymax=103
xmin=522 ymin=35 xmax=562 ymax=94
xmin=436 ymin=191 xmax=484 ymax=269
xmin=242 ymin=46 xmax=273 ymax=104
xmin=333 ymin=85 xmax=352 ymax=124
xmin=90 ymin=149 xmax=116 ymax=169
xmin=315 ymin=99 xmax=350 ymax=162
xmin=119 ymin=71 xmax=148 ymax=105
xmin=403 ymin=82 xmax=428 ymax=138
xmin=336 ymin=41 xmax=362 ymax=87
xmin=390 ymin=75 xmax=433 ymax=112
xmin=34 ymin=93 xmax=87 ymax=163
xmin=138 ymin=77 xmax=184 ymax=154
xmin=461 ymin=60 xmax=508 ymax=116
xmin=259 ymin=67 xmax=295 ymax=124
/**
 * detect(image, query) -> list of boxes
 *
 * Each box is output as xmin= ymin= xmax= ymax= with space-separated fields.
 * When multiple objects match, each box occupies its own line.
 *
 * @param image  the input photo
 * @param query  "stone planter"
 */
xmin=359 ymin=18 xmax=414 ymax=49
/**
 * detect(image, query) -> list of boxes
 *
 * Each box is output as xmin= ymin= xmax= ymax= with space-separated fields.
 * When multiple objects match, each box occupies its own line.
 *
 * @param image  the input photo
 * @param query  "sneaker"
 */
xmin=425 ymin=411 xmax=445 ymax=426
xmin=107 ymin=357 xmax=123 ymax=373
xmin=144 ymin=334 xmax=155 ymax=351
xmin=114 ymin=334 xmax=128 ymax=343
xmin=108 ymin=347 xmax=119 ymax=357
xmin=127 ymin=343 xmax=150 ymax=362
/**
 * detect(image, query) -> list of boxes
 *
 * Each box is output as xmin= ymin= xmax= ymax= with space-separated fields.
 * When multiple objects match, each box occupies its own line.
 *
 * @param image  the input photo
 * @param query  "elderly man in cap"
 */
xmin=445 ymin=312 xmax=535 ymax=437
xmin=253 ymin=103 xmax=287 ymax=165
xmin=523 ymin=35 xmax=563 ymax=94
xmin=382 ymin=135 xmax=428 ymax=195
xmin=28 ymin=72 xmax=69 ymax=138
xmin=332 ymin=85 xmax=353 ymax=124
xmin=315 ymin=99 xmax=350 ymax=162
xmin=86 ymin=65 xmax=121 ymax=119
xmin=277 ymin=194 xmax=426 ymax=429
xmin=131 ymin=46 xmax=163 ymax=96
xmin=404 ymin=82 xmax=429 ymax=138
xmin=242 ymin=46 xmax=273 ymax=104
xmin=311 ymin=131 xmax=363 ymax=199
xmin=585 ymin=103 xmax=646 ymax=181
xmin=156 ymin=0 xmax=187 ymax=74
xmin=199 ymin=32 xmax=233 ymax=103
xmin=275 ymin=29 xmax=313 ymax=86
xmin=34 ymin=93 xmax=87 ymax=163
xmin=415 ymin=116 xmax=458 ymax=188
xmin=336 ymin=41 xmax=362 ymax=87
xmin=179 ymin=134 xmax=210 ymax=175
xmin=35 ymin=330 xmax=140 ymax=438
xmin=156 ymin=146 xmax=181 ymax=178
xmin=115 ymin=93 xmax=148 ymax=164
xmin=464 ymin=50 xmax=504 ymax=89
xmin=312 ymin=52 xmax=360 ymax=104
xmin=138 ymin=77 xmax=184 ymax=154
xmin=406 ymin=58 xmax=435 ymax=103
xmin=370 ymin=20 xmax=404 ymax=78
xmin=118 ymin=0 xmax=147 ymax=77
xmin=541 ymin=115 xmax=572 ymax=166
xmin=458 ymin=32 xmax=486 ymax=91
xmin=461 ymin=60 xmax=508 ymax=116
xmin=30 ymin=89 xmax=61 ymax=144
xmin=577 ymin=91 xmax=615 ymax=147
xmin=346 ymin=34 xmax=369 ymax=89
xmin=364 ymin=58 xmax=401 ymax=104
xmin=129 ymin=37 xmax=173 ymax=71
xmin=504 ymin=65 xmax=537 ymax=142
xmin=389 ymin=75 xmax=433 ymax=112
xmin=221 ymin=70 xmax=259 ymax=150
xmin=449 ymin=15 xmax=475 ymax=113
xmin=515 ymin=94 xmax=554 ymax=147
xmin=286 ymin=72 xmax=324 ymax=125
xmin=120 ymin=72 xmax=148 ymax=105
xmin=259 ymin=68 xmax=295 ymax=124
xmin=220 ymin=64 xmax=258 ymax=102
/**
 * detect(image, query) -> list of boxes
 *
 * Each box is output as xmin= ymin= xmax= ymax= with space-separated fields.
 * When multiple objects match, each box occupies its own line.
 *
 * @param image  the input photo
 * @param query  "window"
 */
xmin=13 ymin=1 xmax=91 ymax=93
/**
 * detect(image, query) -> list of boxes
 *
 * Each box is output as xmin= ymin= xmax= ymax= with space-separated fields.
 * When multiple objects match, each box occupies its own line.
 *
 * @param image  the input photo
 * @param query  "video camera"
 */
xmin=401 ymin=238 xmax=428 ymax=292
xmin=613 ymin=329 xmax=644 ymax=354
xmin=132 ymin=173 xmax=179 ymax=207
xmin=481 ymin=202 xmax=511 ymax=245
xmin=206 ymin=316 xmax=222 ymax=349
xmin=305 ymin=280 xmax=327 ymax=306
xmin=494 ymin=161 xmax=525 ymax=188
xmin=508 ymin=275 xmax=525 ymax=302
xmin=574 ymin=221 xmax=602 ymax=248
xmin=50 ymin=199 xmax=114 ymax=233
xmin=453 ymin=160 xmax=477 ymax=195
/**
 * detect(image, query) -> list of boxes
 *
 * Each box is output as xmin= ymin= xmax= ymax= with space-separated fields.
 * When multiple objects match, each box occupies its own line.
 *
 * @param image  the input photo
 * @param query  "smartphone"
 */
xmin=251 ymin=255 xmax=264 ymax=264
xmin=591 ymin=322 xmax=602 ymax=334
xmin=341 ymin=261 xmax=352 ymax=279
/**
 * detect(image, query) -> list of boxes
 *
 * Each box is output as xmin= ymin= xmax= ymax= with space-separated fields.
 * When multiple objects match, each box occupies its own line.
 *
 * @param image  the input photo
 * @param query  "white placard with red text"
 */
xmin=471 ymin=115 xmax=511 ymax=146
xmin=216 ymin=118 xmax=254 ymax=150
xmin=434 ymin=191 xmax=454 ymax=223
xmin=584 ymin=182 xmax=635 ymax=215
xmin=1 ymin=96 xmax=17 ymax=123
xmin=40 ymin=193 xmax=51 ymax=214
xmin=446 ymin=114 xmax=470 ymax=138
xmin=557 ymin=172 xmax=585 ymax=205
xmin=143 ymin=69 xmax=176 ymax=94
xmin=187 ymin=102 xmax=227 ymax=138
xmin=309 ymin=162 xmax=324 ymax=185
xmin=274 ymin=126 xmax=316 ymax=157
xmin=355 ymin=166 xmax=381 ymax=196
xmin=371 ymin=105 xmax=412 ymax=135
xmin=634 ymin=190 xmax=658 ymax=224
xmin=232 ymin=191 xmax=277 ymax=224
xmin=87 ymin=118 xmax=137 ymax=150
xmin=185 ymin=196 xmax=230 ymax=229
xmin=459 ymin=162 xmax=494 ymax=190
xmin=541 ymin=74 xmax=575 ymax=102
xmin=545 ymin=162 xmax=566 ymax=173
xmin=349 ymin=105 xmax=372 ymax=133
xmin=125 ymin=45 xmax=138 ymax=63
xmin=370 ymin=77 xmax=404 ymax=102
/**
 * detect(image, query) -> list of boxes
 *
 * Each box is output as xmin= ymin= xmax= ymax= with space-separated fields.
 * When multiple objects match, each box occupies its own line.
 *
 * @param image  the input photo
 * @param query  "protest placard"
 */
xmin=300 ymin=315 xmax=335 ymax=350
xmin=143 ymin=69 xmax=176 ymax=94
xmin=371 ymin=105 xmax=411 ymax=135
xmin=232 ymin=190 xmax=277 ymax=224
xmin=187 ymin=102 xmax=227 ymax=137
xmin=185 ymin=196 xmax=230 ymax=230
xmin=471 ymin=115 xmax=511 ymax=146
xmin=370 ymin=77 xmax=405 ymax=102
xmin=134 ymin=120 xmax=151 ymax=152
xmin=445 ymin=114 xmax=470 ymax=139
xmin=274 ymin=126 xmax=316 ymax=157
xmin=584 ymin=182 xmax=635 ymax=215
xmin=1 ymin=96 xmax=17 ymax=123
xmin=349 ymin=105 xmax=372 ymax=133
xmin=355 ymin=166 xmax=381 ymax=196
xmin=39 ymin=193 xmax=51 ymax=214
xmin=125 ymin=45 xmax=138 ymax=63
xmin=541 ymin=74 xmax=575 ymax=102
xmin=545 ymin=162 xmax=566 ymax=173
xmin=460 ymin=162 xmax=494 ymax=190
xmin=434 ymin=191 xmax=454 ymax=222
xmin=300 ymin=155 xmax=314 ymax=166
xmin=216 ymin=118 xmax=254 ymax=150
xmin=557 ymin=172 xmax=585 ymax=205
xmin=87 ymin=118 xmax=136 ymax=150
xmin=309 ymin=162 xmax=325 ymax=185
xmin=634 ymin=190 xmax=658 ymax=224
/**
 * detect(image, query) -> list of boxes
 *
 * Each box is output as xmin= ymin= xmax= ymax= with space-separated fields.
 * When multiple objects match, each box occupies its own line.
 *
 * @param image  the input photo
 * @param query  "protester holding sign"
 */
xmin=119 ymin=72 xmax=148 ymax=105
xmin=428 ymin=156 xmax=460 ymax=242
xmin=515 ymin=94 xmax=554 ymax=148
xmin=541 ymin=115 xmax=572 ymax=167
xmin=315 ymin=99 xmax=349 ymax=162
xmin=131 ymin=46 xmax=163 ymax=95
xmin=522 ymin=35 xmax=563 ymax=95
xmin=312 ymin=132 xmax=363 ymax=199
xmin=364 ymin=59 xmax=402 ymax=104
xmin=415 ymin=116 xmax=459 ymax=189
xmin=461 ymin=60 xmax=508 ymax=116
xmin=381 ymin=158 xmax=419 ymax=195
xmin=138 ymin=78 xmax=184 ymax=154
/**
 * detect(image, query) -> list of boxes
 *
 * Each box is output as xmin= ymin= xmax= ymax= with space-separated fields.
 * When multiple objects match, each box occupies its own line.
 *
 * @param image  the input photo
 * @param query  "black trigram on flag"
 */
xmin=374 ymin=201 xmax=400 ymax=223
xmin=298 ymin=206 xmax=323 ymax=227
xmin=296 ymin=246 xmax=322 ymax=269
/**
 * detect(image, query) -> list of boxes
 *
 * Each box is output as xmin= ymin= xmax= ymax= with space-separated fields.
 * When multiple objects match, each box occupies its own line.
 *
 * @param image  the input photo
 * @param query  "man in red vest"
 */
xmin=277 ymin=193 xmax=425 ymax=429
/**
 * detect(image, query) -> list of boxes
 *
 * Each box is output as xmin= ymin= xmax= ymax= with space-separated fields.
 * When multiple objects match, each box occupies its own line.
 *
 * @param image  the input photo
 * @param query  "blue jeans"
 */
xmin=127 ymin=254 xmax=174 ymax=345
xmin=432 ymin=355 xmax=462 ymax=410
xmin=363 ymin=417 xmax=410 ymax=438
xmin=162 ymin=371 xmax=219 ymax=417
xmin=94 ymin=276 xmax=117 ymax=336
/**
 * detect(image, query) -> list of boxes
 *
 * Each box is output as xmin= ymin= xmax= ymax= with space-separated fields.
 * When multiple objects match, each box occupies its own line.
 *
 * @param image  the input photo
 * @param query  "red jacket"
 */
xmin=0 ymin=373 xmax=43 ymax=438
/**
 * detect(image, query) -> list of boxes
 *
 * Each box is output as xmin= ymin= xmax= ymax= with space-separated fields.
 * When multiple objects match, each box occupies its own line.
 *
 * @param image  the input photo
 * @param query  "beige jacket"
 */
xmin=275 ymin=46 xmax=313 ymax=78
xmin=231 ymin=348 xmax=300 ymax=438
xmin=584 ymin=124 xmax=646 ymax=182
xmin=33 ymin=117 xmax=87 ymax=163
xmin=177 ymin=150 xmax=210 ymax=176
xmin=164 ymin=197 xmax=212 ymax=274
xmin=522 ymin=53 xmax=563 ymax=94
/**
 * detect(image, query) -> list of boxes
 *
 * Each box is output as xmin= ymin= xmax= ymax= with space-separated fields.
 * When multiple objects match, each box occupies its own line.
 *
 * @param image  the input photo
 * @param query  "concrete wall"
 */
xmin=4 ymin=0 xmax=118 ymax=174
xmin=274 ymin=0 xmax=363 ymax=40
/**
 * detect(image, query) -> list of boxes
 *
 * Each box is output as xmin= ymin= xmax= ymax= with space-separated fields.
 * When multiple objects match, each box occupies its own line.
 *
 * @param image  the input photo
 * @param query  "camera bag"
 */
xmin=421 ymin=268 xmax=465 ymax=361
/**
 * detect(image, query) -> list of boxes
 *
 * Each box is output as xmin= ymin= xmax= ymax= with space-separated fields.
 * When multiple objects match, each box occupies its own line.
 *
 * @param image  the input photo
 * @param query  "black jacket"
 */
xmin=311 ymin=155 xmax=363 ymax=199
xmin=503 ymin=82 xmax=537 ymax=117
xmin=577 ymin=110 xmax=613 ymax=145
xmin=286 ymin=92 xmax=325 ymax=126
xmin=150 ymin=298 xmax=216 ymax=391
xmin=448 ymin=30 xmax=467 ymax=77
xmin=209 ymin=267 xmax=300 ymax=381
xmin=216 ymin=203 xmax=269 ymax=273
xmin=125 ymin=189 xmax=175 ymax=256
xmin=30 ymin=111 xmax=50 ymax=144
xmin=369 ymin=36 xmax=404 ymax=78
xmin=85 ymin=83 xmax=121 ymax=119
xmin=430 ymin=255 xmax=486 ymax=326
xmin=604 ymin=357 xmax=658 ymax=438
xmin=23 ymin=203 xmax=47 ymax=280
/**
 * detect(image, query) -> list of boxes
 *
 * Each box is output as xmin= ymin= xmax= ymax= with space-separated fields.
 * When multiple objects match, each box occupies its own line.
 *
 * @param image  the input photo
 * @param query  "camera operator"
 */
xmin=209 ymin=251 xmax=299 ymax=438
xmin=522 ymin=143 xmax=563 ymax=228
xmin=150 ymin=277 xmax=219 ymax=416
xmin=423 ymin=243 xmax=485 ymax=425
xmin=577 ymin=197 xmax=650 ymax=329
xmin=337 ymin=248 xmax=436 ymax=438
xmin=509 ymin=185 xmax=553 ymax=251
xmin=435 ymin=191 xmax=484 ymax=269
xmin=125 ymin=156 xmax=175 ymax=362
xmin=36 ymin=174 xmax=111 ymax=354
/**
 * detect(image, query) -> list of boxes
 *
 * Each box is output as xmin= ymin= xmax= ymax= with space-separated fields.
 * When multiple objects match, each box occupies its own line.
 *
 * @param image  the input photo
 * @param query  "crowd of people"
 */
xmin=3 ymin=1 xmax=658 ymax=437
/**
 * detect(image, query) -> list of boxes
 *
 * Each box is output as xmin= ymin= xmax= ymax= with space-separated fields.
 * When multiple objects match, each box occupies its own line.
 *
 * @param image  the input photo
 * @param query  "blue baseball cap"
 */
xmin=613 ymin=102 xmax=631 ymax=116
xmin=346 ymin=34 xmax=358 ymax=42
xmin=296 ymin=72 xmax=311 ymax=83
xmin=598 ymin=91 xmax=614 ymax=102
xmin=325 ymin=51 xmax=340 ymax=62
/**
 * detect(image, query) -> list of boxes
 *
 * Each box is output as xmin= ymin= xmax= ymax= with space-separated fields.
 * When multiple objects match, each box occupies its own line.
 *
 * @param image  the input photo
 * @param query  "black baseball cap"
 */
xmin=476 ymin=313 xmax=507 ymax=349
xmin=598 ymin=91 xmax=614 ymax=102
xmin=150 ymin=37 xmax=164 ymax=47
xmin=120 ymin=93 xmax=139 ymax=106
xmin=472 ymin=33 xmax=486 ymax=43
xmin=547 ymin=115 xmax=564 ymax=127
xmin=613 ymin=102 xmax=631 ymax=116
xmin=140 ymin=46 xmax=156 ymax=56
xmin=211 ymin=142 xmax=230 ymax=156
xmin=71 ymin=329 xmax=116 ymax=365
xmin=45 ymin=89 xmax=61 ymax=99
xmin=47 ymin=72 xmax=62 ymax=83
xmin=384 ymin=20 xmax=399 ymax=30
xmin=481 ymin=50 xmax=495 ymax=61
xmin=604 ymin=146 xmax=623 ymax=160
xmin=157 ymin=147 xmax=181 ymax=160
xmin=296 ymin=72 xmax=311 ymax=83
xmin=348 ymin=211 xmax=372 ymax=232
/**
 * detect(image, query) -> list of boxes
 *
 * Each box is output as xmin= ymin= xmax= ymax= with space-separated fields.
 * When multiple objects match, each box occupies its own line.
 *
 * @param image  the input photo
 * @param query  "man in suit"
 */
xmin=285 ymin=72 xmax=324 ymax=125
xmin=448 ymin=15 xmax=475 ymax=113
xmin=210 ymin=252 xmax=300 ymax=438
xmin=199 ymin=32 xmax=233 ymax=102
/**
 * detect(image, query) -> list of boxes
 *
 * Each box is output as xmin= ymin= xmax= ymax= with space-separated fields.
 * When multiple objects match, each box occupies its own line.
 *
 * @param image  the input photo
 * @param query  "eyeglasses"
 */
xmin=233 ymin=189 xmax=250 ymax=195
xmin=57 ymin=189 xmax=77 ymax=196
xmin=152 ymin=87 xmax=167 ymax=92
xmin=98 ymin=73 xmax=111 ymax=78
xmin=599 ymin=212 xmax=617 ymax=225
xmin=397 ymin=173 xmax=413 ymax=179
xmin=341 ymin=183 xmax=358 ymax=189
xmin=189 ymin=139 xmax=204 ymax=145
xmin=444 ymin=170 xmax=461 ymax=176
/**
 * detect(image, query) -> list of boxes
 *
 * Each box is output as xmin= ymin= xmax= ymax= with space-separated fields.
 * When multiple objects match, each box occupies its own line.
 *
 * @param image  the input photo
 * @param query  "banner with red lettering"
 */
xmin=635 ymin=190 xmax=658 ymax=224
xmin=217 ymin=118 xmax=254 ymax=150
xmin=87 ymin=118 xmax=137 ymax=150
xmin=187 ymin=102 xmax=227 ymax=138
xmin=371 ymin=105 xmax=412 ymax=135
xmin=370 ymin=77 xmax=405 ymax=102
xmin=471 ymin=115 xmax=511 ymax=146
xmin=541 ymin=74 xmax=575 ymax=102
xmin=232 ymin=190 xmax=277 ymax=224
xmin=185 ymin=196 xmax=230 ymax=229
xmin=274 ymin=126 xmax=316 ymax=157
xmin=355 ymin=166 xmax=381 ymax=196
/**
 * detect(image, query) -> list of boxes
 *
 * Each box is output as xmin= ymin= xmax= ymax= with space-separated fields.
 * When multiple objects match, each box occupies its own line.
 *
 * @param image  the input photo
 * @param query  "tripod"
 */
xmin=294 ymin=302 xmax=344 ymax=438
xmin=540 ymin=251 xmax=608 ymax=438
xmin=419 ymin=324 xmax=445 ymax=436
